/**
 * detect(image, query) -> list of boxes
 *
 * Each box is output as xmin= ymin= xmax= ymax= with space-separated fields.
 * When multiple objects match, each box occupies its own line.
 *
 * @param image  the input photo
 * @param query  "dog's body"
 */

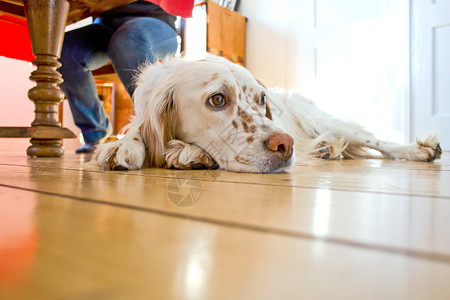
xmin=96 ymin=56 xmax=441 ymax=173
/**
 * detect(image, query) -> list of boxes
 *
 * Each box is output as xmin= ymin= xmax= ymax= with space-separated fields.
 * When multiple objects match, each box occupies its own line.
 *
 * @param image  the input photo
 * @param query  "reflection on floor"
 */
xmin=0 ymin=152 xmax=449 ymax=299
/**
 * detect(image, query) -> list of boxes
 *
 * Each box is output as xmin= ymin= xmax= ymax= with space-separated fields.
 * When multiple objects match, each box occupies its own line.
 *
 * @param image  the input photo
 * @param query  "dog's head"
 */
xmin=133 ymin=56 xmax=295 ymax=173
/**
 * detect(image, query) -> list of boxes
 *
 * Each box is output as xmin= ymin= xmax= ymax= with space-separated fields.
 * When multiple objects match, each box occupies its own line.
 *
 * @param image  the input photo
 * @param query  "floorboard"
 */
xmin=0 ymin=152 xmax=449 ymax=299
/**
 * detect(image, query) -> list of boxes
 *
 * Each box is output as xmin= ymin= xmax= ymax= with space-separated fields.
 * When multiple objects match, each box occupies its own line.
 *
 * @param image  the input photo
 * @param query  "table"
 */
xmin=0 ymin=0 xmax=134 ymax=157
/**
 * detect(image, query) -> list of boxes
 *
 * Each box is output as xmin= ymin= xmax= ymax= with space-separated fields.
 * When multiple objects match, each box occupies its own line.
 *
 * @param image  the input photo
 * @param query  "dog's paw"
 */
xmin=96 ymin=139 xmax=146 ymax=170
xmin=165 ymin=140 xmax=217 ymax=170
xmin=414 ymin=132 xmax=442 ymax=162
xmin=314 ymin=139 xmax=348 ymax=160
xmin=315 ymin=142 xmax=332 ymax=160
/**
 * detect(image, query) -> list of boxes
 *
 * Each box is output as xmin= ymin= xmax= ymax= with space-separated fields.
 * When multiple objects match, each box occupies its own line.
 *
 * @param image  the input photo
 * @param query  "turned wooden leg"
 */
xmin=24 ymin=0 xmax=75 ymax=157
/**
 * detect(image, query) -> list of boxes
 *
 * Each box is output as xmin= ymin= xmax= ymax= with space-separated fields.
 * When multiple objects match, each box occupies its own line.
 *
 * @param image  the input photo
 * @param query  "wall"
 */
xmin=238 ymin=1 xmax=290 ymax=89
xmin=239 ymin=0 xmax=410 ymax=143
xmin=0 ymin=56 xmax=81 ymax=152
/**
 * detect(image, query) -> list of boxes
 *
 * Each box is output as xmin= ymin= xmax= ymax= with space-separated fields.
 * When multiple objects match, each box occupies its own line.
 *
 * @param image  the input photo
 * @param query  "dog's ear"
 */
xmin=138 ymin=84 xmax=178 ymax=168
xmin=133 ymin=60 xmax=188 ymax=168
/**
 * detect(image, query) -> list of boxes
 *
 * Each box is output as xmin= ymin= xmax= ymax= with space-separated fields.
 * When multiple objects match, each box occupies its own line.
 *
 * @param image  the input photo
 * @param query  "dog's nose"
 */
xmin=265 ymin=133 xmax=294 ymax=159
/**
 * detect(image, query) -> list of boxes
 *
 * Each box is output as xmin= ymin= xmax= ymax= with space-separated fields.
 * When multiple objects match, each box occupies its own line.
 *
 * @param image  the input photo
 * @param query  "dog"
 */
xmin=95 ymin=56 xmax=442 ymax=173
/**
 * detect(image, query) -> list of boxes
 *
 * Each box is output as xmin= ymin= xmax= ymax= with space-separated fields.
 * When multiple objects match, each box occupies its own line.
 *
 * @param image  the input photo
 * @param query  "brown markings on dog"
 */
xmin=249 ymin=124 xmax=257 ymax=133
xmin=248 ymin=105 xmax=264 ymax=117
xmin=242 ymin=120 xmax=250 ymax=132
xmin=226 ymin=84 xmax=237 ymax=100
xmin=107 ymin=147 xmax=119 ymax=168
xmin=246 ymin=136 xmax=254 ymax=143
xmin=242 ymin=85 xmax=247 ymax=93
xmin=202 ymin=73 xmax=219 ymax=87
xmin=255 ymin=78 xmax=267 ymax=89
xmin=253 ymin=93 xmax=261 ymax=105
xmin=366 ymin=140 xmax=370 ymax=143
xmin=232 ymin=120 xmax=238 ymax=129
xmin=237 ymin=106 xmax=253 ymax=123
xmin=134 ymin=138 xmax=140 ymax=142
xmin=235 ymin=155 xmax=250 ymax=164
xmin=261 ymin=124 xmax=270 ymax=131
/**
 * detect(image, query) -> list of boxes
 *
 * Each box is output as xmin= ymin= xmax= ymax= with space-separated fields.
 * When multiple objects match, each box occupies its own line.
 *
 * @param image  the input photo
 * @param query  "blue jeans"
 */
xmin=58 ymin=16 xmax=177 ymax=143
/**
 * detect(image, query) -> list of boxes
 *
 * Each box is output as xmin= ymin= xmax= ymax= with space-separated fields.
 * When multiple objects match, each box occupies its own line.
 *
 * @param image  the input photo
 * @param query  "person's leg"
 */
xmin=58 ymin=24 xmax=114 ymax=151
xmin=107 ymin=17 xmax=178 ymax=97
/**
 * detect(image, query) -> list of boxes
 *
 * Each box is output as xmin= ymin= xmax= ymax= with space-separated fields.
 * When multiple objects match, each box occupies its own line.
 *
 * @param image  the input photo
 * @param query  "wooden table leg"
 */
xmin=23 ymin=0 xmax=76 ymax=157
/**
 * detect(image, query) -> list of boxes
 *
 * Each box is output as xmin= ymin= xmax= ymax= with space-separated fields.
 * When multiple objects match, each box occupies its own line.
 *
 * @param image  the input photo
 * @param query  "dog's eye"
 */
xmin=260 ymin=92 xmax=266 ymax=106
xmin=208 ymin=93 xmax=226 ymax=108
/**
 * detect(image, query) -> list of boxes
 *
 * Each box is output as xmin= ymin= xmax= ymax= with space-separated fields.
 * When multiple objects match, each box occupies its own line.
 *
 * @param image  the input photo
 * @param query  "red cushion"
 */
xmin=0 ymin=0 xmax=195 ymax=62
xmin=0 ymin=14 xmax=34 ymax=62
xmin=150 ymin=0 xmax=194 ymax=18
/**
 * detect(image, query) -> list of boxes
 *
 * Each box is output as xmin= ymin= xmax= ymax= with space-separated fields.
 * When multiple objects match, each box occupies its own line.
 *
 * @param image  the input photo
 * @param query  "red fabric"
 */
xmin=150 ymin=0 xmax=194 ymax=18
xmin=0 ymin=0 xmax=194 ymax=62
xmin=0 ymin=14 xmax=34 ymax=61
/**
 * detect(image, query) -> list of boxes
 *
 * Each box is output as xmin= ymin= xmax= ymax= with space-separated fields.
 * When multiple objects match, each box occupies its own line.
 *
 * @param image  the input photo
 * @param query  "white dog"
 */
xmin=95 ymin=56 xmax=441 ymax=173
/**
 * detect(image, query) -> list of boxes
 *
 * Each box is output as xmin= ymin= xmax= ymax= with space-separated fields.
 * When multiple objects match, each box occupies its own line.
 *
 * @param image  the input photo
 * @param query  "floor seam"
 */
xmin=1 ymin=182 xmax=450 ymax=265
xmin=1 ymin=163 xmax=450 ymax=200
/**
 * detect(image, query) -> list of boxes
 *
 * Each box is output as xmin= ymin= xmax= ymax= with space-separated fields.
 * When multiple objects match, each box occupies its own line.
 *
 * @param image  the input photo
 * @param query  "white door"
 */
xmin=291 ymin=0 xmax=410 ymax=142
xmin=411 ymin=0 xmax=450 ymax=150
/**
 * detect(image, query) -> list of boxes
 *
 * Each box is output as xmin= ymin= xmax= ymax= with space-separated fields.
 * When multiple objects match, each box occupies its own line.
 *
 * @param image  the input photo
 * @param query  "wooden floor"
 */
xmin=0 ymin=151 xmax=449 ymax=299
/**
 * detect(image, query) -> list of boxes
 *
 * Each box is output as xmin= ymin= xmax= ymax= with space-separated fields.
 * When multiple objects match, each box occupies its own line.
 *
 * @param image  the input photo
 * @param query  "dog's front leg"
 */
xmin=95 ymin=126 xmax=146 ymax=170
xmin=165 ymin=140 xmax=218 ymax=170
